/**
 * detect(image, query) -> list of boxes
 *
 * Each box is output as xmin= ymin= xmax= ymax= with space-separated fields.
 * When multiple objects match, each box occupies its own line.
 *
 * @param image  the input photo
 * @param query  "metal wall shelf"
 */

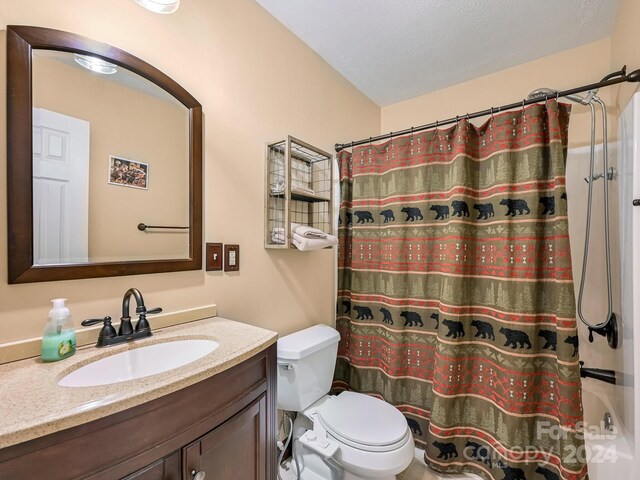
xmin=264 ymin=136 xmax=334 ymax=249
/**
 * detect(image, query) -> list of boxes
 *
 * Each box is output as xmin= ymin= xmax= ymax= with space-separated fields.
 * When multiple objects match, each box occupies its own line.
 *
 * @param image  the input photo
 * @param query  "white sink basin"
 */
xmin=58 ymin=339 xmax=219 ymax=387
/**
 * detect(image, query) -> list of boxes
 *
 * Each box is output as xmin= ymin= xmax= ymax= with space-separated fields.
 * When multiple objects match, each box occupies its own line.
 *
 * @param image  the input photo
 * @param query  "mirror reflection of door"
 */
xmin=32 ymin=107 xmax=90 ymax=265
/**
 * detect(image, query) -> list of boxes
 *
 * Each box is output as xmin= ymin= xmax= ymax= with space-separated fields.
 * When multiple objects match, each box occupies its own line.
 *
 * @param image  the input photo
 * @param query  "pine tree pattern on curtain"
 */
xmin=334 ymin=101 xmax=587 ymax=480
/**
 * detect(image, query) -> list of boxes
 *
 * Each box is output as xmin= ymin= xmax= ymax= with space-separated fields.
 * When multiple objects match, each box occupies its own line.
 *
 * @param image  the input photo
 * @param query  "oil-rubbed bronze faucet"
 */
xmin=81 ymin=288 xmax=163 ymax=347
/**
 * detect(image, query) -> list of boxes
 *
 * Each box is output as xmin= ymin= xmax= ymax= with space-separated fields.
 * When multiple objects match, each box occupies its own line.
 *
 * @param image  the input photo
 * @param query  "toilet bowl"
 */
xmin=277 ymin=325 xmax=415 ymax=479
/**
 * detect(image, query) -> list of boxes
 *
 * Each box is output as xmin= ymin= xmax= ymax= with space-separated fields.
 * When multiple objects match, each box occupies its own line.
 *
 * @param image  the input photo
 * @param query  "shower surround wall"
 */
xmin=611 ymin=91 xmax=640 ymax=478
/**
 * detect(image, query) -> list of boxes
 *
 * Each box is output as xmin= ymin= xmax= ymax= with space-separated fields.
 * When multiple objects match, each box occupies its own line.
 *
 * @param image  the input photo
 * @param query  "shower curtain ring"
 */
xmin=410 ymin=126 xmax=414 ymax=140
xmin=490 ymin=107 xmax=494 ymax=120
xmin=556 ymin=91 xmax=560 ymax=101
xmin=435 ymin=119 xmax=439 ymax=130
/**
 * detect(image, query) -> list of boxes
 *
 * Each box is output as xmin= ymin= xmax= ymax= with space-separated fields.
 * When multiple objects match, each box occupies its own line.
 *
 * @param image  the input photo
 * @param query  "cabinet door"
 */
xmin=183 ymin=395 xmax=266 ymax=480
xmin=121 ymin=451 xmax=180 ymax=480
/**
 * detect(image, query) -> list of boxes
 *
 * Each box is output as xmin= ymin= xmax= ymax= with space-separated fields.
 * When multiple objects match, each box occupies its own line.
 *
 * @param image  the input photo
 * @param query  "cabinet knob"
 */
xmin=191 ymin=470 xmax=206 ymax=480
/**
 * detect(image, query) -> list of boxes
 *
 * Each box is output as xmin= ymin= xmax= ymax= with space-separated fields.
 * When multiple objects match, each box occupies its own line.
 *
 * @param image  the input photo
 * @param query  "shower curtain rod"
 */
xmin=335 ymin=66 xmax=640 ymax=153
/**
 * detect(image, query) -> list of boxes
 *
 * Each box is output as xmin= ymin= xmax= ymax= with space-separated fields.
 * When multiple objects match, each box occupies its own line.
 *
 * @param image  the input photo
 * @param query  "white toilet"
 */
xmin=277 ymin=324 xmax=415 ymax=480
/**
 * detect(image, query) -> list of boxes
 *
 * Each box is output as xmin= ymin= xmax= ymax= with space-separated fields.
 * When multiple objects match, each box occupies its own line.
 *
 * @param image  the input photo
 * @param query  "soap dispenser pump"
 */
xmin=41 ymin=298 xmax=76 ymax=362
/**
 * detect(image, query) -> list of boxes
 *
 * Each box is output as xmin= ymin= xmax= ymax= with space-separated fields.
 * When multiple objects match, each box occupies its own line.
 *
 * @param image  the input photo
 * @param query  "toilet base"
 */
xmin=292 ymin=436 xmax=343 ymax=480
xmin=292 ymin=440 xmax=398 ymax=480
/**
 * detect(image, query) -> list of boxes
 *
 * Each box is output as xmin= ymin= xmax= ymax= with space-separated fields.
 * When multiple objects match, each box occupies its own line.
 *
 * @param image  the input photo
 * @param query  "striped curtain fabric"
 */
xmin=334 ymin=101 xmax=587 ymax=480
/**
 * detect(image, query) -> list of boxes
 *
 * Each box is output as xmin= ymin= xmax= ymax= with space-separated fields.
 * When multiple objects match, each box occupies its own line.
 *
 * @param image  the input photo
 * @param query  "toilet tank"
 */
xmin=277 ymin=324 xmax=340 ymax=412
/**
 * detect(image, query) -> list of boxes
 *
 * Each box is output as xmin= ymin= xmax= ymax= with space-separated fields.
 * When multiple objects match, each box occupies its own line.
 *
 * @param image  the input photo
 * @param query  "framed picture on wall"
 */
xmin=108 ymin=155 xmax=149 ymax=190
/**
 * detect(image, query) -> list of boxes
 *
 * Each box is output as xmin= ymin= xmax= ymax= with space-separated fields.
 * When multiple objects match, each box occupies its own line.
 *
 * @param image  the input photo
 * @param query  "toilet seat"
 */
xmin=316 ymin=392 xmax=410 ymax=452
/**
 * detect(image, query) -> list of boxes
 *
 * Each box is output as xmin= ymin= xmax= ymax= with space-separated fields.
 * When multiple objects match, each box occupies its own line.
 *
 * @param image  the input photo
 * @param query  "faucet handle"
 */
xmin=81 ymin=318 xmax=104 ymax=327
xmin=81 ymin=316 xmax=117 ymax=340
xmin=134 ymin=307 xmax=162 ymax=332
xmin=82 ymin=316 xmax=112 ymax=327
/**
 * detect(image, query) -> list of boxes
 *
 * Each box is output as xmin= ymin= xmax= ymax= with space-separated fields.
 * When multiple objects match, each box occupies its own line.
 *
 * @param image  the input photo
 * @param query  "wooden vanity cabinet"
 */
xmin=183 ymin=395 xmax=267 ymax=480
xmin=0 ymin=344 xmax=277 ymax=480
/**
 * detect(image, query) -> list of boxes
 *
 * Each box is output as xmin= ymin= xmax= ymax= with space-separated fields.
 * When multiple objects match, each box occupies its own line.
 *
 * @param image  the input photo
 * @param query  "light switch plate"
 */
xmin=224 ymin=244 xmax=240 ymax=272
xmin=206 ymin=243 xmax=223 ymax=271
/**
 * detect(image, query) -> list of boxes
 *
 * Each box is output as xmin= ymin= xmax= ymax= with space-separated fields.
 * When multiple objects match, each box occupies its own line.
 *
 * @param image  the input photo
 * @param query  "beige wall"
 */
xmin=0 ymin=0 xmax=380 ymax=344
xmin=382 ymin=38 xmax=614 ymax=148
xmin=32 ymin=54 xmax=189 ymax=262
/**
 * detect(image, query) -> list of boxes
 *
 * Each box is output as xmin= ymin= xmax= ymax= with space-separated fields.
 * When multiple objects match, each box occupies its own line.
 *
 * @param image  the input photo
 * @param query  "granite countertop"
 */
xmin=0 ymin=317 xmax=277 ymax=449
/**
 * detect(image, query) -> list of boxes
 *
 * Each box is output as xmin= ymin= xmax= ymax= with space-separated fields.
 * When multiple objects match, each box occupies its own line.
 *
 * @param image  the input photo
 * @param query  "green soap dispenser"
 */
xmin=41 ymin=298 xmax=76 ymax=362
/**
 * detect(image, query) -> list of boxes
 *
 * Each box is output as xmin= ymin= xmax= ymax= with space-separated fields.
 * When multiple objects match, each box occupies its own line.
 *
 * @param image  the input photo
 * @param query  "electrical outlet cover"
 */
xmin=224 ymin=244 xmax=240 ymax=272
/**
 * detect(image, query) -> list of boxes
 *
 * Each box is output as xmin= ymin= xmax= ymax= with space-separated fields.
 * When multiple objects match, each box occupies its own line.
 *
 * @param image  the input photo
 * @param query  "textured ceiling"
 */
xmin=256 ymin=0 xmax=620 ymax=106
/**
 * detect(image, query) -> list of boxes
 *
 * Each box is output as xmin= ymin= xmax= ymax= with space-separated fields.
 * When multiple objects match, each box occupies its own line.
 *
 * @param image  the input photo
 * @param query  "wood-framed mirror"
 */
xmin=7 ymin=26 xmax=202 ymax=283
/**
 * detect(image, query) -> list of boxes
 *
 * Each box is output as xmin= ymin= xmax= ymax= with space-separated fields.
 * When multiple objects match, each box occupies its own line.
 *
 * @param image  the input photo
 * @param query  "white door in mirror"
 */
xmin=32 ymin=108 xmax=90 ymax=265
xmin=58 ymin=339 xmax=219 ymax=387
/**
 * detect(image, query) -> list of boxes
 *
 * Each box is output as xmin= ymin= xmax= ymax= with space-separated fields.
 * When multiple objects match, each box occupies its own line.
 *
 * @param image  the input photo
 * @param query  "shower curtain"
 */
xmin=334 ymin=101 xmax=587 ymax=480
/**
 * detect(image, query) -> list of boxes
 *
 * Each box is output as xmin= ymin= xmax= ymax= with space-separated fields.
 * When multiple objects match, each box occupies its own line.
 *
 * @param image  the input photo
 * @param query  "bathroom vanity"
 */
xmin=0 ymin=318 xmax=277 ymax=480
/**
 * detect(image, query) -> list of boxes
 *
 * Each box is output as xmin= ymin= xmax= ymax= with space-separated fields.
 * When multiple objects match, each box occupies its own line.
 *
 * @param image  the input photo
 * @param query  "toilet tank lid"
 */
xmin=278 ymin=324 xmax=340 ymax=360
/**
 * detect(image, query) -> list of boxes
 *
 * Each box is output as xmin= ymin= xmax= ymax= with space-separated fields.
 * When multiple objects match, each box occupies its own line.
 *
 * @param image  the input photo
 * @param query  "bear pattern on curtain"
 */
xmin=334 ymin=101 xmax=587 ymax=480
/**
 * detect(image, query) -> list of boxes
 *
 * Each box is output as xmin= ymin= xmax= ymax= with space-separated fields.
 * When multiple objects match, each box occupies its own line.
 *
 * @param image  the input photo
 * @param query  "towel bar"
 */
xmin=137 ymin=223 xmax=190 ymax=231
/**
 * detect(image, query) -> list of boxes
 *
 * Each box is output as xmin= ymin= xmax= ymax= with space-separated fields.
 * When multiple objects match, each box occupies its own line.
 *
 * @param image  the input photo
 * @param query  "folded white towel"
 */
xmin=291 ymin=232 xmax=338 ymax=251
xmin=291 ymin=223 xmax=328 ymax=239
xmin=271 ymin=227 xmax=286 ymax=244
xmin=292 ymin=185 xmax=315 ymax=195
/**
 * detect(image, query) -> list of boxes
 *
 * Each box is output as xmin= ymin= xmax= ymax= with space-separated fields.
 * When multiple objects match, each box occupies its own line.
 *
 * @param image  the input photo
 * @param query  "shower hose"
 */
xmin=576 ymin=95 xmax=614 ymax=331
